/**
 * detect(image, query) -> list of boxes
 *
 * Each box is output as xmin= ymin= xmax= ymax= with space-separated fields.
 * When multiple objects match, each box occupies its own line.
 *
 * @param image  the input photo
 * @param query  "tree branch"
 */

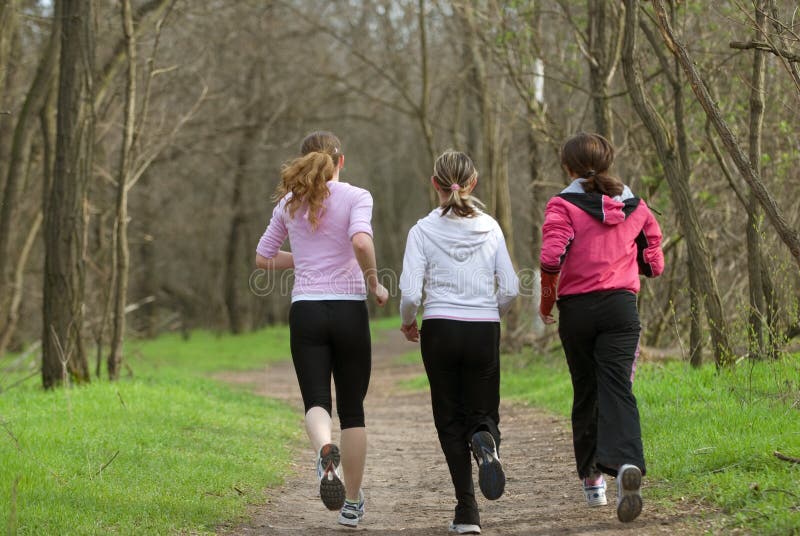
xmin=651 ymin=0 xmax=800 ymax=268
xmin=729 ymin=40 xmax=800 ymax=62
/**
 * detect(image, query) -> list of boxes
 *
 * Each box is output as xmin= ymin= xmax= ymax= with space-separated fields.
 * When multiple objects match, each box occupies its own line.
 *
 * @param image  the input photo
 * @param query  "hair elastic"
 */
xmin=450 ymin=183 xmax=461 ymax=192
xmin=586 ymin=170 xmax=596 ymax=177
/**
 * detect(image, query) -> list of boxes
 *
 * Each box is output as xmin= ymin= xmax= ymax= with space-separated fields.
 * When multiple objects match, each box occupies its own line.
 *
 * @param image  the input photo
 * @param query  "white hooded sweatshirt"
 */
xmin=399 ymin=208 xmax=519 ymax=325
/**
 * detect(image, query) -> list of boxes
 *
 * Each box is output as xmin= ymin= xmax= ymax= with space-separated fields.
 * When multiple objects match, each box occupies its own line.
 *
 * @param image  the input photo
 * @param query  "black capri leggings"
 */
xmin=289 ymin=300 xmax=371 ymax=429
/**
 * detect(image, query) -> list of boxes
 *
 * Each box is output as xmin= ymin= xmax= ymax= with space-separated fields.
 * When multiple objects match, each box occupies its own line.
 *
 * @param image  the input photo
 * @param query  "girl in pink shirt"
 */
xmin=256 ymin=131 xmax=387 ymax=528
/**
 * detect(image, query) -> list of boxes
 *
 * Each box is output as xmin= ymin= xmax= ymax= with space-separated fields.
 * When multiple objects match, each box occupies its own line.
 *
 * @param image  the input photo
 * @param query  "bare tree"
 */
xmin=42 ymin=0 xmax=95 ymax=388
xmin=0 ymin=6 xmax=60 ymax=304
xmin=556 ymin=0 xmax=624 ymax=138
xmin=0 ymin=0 xmax=19 ymax=103
xmin=622 ymin=0 xmax=733 ymax=366
xmin=744 ymin=0 xmax=768 ymax=360
xmin=107 ymin=0 xmax=137 ymax=380
xmin=650 ymin=0 xmax=800 ymax=269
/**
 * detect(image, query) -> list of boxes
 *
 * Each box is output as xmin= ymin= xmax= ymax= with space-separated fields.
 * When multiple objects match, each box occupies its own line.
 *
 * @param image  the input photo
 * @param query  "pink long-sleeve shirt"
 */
xmin=256 ymin=181 xmax=373 ymax=301
xmin=540 ymin=180 xmax=664 ymax=297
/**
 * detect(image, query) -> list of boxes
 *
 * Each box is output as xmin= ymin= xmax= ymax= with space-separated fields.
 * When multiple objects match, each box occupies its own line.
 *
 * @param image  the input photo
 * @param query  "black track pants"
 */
xmin=420 ymin=319 xmax=501 ymax=526
xmin=557 ymin=290 xmax=645 ymax=479
xmin=289 ymin=300 xmax=371 ymax=429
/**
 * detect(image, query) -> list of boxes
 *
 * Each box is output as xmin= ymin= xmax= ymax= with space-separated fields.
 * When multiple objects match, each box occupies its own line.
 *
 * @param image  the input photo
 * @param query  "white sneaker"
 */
xmin=449 ymin=522 xmax=481 ymax=534
xmin=337 ymin=489 xmax=365 ymax=528
xmin=583 ymin=477 xmax=608 ymax=507
xmin=616 ymin=464 xmax=643 ymax=522
xmin=316 ymin=443 xmax=345 ymax=510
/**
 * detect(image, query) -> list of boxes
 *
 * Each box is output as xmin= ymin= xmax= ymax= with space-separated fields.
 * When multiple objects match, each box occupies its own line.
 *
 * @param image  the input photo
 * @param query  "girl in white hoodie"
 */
xmin=399 ymin=150 xmax=519 ymax=535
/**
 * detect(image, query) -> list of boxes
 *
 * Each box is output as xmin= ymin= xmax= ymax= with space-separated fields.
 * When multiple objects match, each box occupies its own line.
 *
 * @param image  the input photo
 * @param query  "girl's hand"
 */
xmin=400 ymin=320 xmax=419 ymax=342
xmin=373 ymin=283 xmax=389 ymax=306
xmin=539 ymin=311 xmax=557 ymax=325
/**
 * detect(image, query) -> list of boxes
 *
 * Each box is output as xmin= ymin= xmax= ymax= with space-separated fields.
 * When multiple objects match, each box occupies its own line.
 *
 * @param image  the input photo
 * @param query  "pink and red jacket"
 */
xmin=540 ymin=180 xmax=664 ymax=299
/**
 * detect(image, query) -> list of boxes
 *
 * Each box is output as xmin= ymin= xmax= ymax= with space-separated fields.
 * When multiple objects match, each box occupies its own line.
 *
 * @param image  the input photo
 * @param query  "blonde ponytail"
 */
xmin=433 ymin=150 xmax=483 ymax=218
xmin=272 ymin=131 xmax=342 ymax=230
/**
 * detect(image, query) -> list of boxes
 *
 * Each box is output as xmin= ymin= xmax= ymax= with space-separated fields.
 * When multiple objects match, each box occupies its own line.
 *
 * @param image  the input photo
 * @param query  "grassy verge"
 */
xmin=501 ymin=351 xmax=800 ymax=535
xmin=0 ymin=325 xmax=300 ymax=535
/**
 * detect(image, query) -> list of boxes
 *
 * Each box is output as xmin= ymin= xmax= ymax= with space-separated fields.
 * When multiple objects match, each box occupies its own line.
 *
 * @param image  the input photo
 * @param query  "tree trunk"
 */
xmin=42 ymin=0 xmax=94 ymax=388
xmin=688 ymin=265 xmax=704 ymax=367
xmin=587 ymin=0 xmax=611 ymax=138
xmin=138 ymin=171 xmax=158 ymax=338
xmin=650 ymin=0 xmax=800 ymax=268
xmin=463 ymin=9 xmax=519 ymax=347
xmin=0 ymin=212 xmax=41 ymax=358
xmin=667 ymin=4 xmax=704 ymax=367
xmin=108 ymin=0 xmax=136 ymax=380
xmin=622 ymin=0 xmax=733 ymax=365
xmin=0 ymin=0 xmax=19 ymax=104
xmin=0 ymin=7 xmax=60 ymax=298
xmin=745 ymin=0 xmax=767 ymax=360
xmin=224 ymin=67 xmax=260 ymax=335
xmin=417 ymin=0 xmax=437 ymax=207
xmin=93 ymin=0 xmax=174 ymax=110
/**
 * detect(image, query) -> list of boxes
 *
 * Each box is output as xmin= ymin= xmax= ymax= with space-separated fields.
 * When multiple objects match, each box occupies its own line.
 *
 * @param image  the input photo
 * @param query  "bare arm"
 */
xmin=255 ymin=251 xmax=294 ymax=270
xmin=352 ymin=232 xmax=387 ymax=305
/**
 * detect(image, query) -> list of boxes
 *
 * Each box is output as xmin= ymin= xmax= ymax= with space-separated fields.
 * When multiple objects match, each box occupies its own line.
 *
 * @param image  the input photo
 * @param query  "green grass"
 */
xmin=394 ymin=348 xmax=422 ymax=366
xmin=500 ymin=351 xmax=800 ymax=535
xmin=125 ymin=327 xmax=292 ymax=374
xmin=0 ymin=325 xmax=301 ymax=535
xmin=369 ymin=314 xmax=402 ymax=333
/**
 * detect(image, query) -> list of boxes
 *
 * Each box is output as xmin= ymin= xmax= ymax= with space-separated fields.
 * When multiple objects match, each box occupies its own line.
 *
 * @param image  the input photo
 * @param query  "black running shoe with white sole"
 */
xmin=616 ymin=464 xmax=643 ymax=522
xmin=470 ymin=431 xmax=505 ymax=500
xmin=317 ymin=443 xmax=345 ymax=510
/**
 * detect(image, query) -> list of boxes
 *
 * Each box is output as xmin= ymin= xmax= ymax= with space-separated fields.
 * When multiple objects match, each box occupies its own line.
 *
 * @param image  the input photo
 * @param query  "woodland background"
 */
xmin=0 ymin=0 xmax=799 ymax=388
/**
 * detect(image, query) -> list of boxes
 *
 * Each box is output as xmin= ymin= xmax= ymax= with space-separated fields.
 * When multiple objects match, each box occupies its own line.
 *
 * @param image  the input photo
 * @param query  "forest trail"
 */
xmin=218 ymin=330 xmax=718 ymax=535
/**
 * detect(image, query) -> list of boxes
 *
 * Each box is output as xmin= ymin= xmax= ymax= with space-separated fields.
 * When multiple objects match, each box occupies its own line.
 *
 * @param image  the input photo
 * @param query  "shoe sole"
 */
xmin=471 ymin=431 xmax=505 ymax=500
xmin=319 ymin=444 xmax=345 ymax=510
xmin=617 ymin=466 xmax=643 ymax=522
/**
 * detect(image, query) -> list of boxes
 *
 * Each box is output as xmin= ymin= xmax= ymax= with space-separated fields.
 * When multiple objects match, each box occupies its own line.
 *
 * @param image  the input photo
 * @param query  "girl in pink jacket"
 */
xmin=539 ymin=132 xmax=664 ymax=523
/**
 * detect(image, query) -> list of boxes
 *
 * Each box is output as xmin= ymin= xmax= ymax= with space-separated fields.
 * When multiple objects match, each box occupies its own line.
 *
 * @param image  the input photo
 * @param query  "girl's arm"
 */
xmin=494 ymin=229 xmax=519 ymax=316
xmin=255 ymin=202 xmax=290 ymax=270
xmin=637 ymin=202 xmax=665 ymax=277
xmin=255 ymin=251 xmax=294 ymax=270
xmin=399 ymin=226 xmax=425 ymax=329
xmin=540 ymin=197 xmax=574 ymax=273
xmin=349 ymin=190 xmax=387 ymax=305
xmin=539 ymin=198 xmax=574 ymax=322
xmin=352 ymin=232 xmax=388 ymax=305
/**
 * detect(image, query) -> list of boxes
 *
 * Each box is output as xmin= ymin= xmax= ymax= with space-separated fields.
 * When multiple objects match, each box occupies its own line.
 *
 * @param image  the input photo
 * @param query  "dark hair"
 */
xmin=273 ymin=131 xmax=341 ymax=230
xmin=432 ymin=150 xmax=483 ymax=218
xmin=560 ymin=132 xmax=624 ymax=197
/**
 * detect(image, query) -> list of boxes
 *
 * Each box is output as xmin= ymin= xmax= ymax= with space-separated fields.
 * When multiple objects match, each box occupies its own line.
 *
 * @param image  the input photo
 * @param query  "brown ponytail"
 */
xmin=273 ymin=131 xmax=341 ymax=230
xmin=561 ymin=132 xmax=624 ymax=197
xmin=432 ymin=150 xmax=483 ymax=218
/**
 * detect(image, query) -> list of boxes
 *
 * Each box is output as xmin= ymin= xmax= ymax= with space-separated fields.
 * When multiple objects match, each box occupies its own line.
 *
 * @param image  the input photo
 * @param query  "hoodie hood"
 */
xmin=415 ymin=208 xmax=496 ymax=259
xmin=559 ymin=178 xmax=640 ymax=225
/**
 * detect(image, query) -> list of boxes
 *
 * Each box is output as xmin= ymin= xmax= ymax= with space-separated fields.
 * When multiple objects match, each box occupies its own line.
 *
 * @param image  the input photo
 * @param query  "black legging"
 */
xmin=289 ymin=300 xmax=371 ymax=429
xmin=557 ymin=290 xmax=645 ymax=479
xmin=420 ymin=318 xmax=501 ymax=527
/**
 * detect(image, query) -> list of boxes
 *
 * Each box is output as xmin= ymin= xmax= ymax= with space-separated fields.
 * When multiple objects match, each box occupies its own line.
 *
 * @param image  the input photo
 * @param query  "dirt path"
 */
xmin=219 ymin=330 xmax=718 ymax=535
